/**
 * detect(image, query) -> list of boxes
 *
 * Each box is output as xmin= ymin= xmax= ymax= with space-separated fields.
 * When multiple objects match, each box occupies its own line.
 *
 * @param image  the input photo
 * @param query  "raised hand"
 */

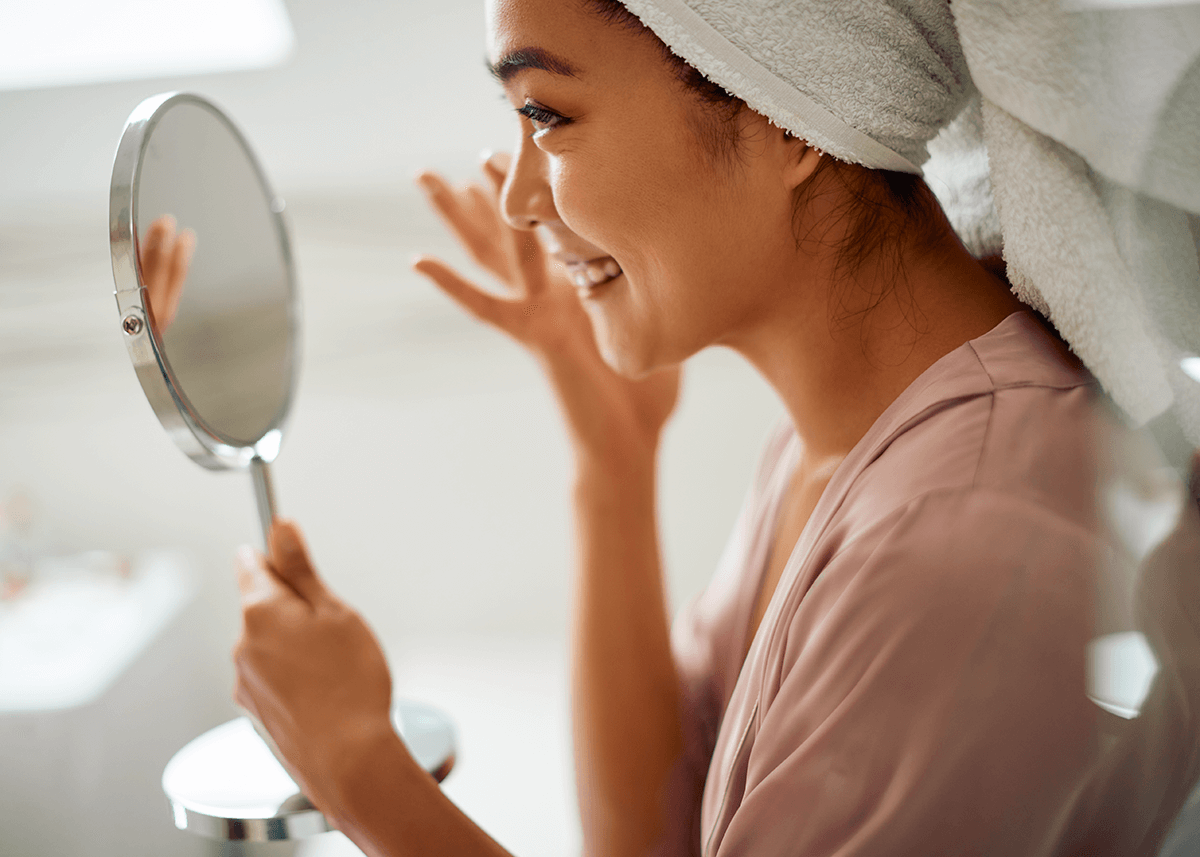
xmin=413 ymin=153 xmax=598 ymax=355
xmin=138 ymin=214 xmax=195 ymax=333
xmin=413 ymin=154 xmax=681 ymax=463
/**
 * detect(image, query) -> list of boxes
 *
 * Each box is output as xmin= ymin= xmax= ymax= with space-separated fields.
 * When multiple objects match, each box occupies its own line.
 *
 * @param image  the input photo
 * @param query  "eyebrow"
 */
xmin=487 ymin=47 xmax=581 ymax=84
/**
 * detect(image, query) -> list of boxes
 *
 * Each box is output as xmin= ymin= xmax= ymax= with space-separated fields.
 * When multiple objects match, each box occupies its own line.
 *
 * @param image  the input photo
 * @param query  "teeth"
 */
xmin=568 ymin=257 xmax=623 ymax=289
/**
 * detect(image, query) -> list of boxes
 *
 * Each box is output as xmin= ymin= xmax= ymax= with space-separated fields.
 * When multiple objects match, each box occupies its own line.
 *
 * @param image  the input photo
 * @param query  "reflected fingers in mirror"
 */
xmin=139 ymin=214 xmax=195 ymax=332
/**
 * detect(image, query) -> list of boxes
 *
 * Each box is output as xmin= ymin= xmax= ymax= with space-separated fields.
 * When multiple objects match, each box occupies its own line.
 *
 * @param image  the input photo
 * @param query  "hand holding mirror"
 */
xmin=108 ymin=92 xmax=455 ymax=843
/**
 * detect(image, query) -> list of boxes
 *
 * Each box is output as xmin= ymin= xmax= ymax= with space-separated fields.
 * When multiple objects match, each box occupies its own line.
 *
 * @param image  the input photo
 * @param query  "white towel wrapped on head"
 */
xmin=620 ymin=0 xmax=969 ymax=173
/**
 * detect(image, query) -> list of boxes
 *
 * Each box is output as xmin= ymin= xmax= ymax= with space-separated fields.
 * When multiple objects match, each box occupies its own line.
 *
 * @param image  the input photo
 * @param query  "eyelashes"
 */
xmin=515 ymin=102 xmax=571 ymax=136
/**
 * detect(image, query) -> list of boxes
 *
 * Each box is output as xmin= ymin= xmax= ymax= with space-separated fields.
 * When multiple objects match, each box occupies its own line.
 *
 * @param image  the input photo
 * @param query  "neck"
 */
xmin=729 ymin=225 xmax=1025 ymax=471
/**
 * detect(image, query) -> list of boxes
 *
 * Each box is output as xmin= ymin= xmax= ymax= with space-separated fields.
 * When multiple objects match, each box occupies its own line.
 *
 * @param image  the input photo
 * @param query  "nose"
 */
xmin=499 ymin=134 xmax=558 ymax=231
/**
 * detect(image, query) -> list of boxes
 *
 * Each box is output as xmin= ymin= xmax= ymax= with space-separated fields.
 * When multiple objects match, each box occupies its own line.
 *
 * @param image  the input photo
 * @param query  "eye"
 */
xmin=516 ymin=101 xmax=570 ymax=137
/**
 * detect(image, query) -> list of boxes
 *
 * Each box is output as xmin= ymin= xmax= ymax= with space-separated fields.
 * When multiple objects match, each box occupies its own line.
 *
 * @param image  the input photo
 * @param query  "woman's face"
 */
xmin=487 ymin=0 xmax=804 ymax=376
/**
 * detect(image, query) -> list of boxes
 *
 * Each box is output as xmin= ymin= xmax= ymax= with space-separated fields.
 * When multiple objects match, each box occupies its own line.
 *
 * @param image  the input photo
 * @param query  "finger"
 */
xmin=412 ymin=255 xmax=521 ymax=330
xmin=481 ymin=152 xmax=511 ymax=194
xmin=459 ymin=184 xmax=508 ymax=279
xmin=465 ymin=182 xmax=499 ymax=220
xmin=142 ymin=212 xmax=174 ymax=248
xmin=496 ymin=214 xmax=546 ymax=299
xmin=416 ymin=172 xmax=509 ymax=277
xmin=235 ymin=544 xmax=295 ymax=607
xmin=141 ymin=216 xmax=178 ymax=327
xmin=140 ymin=216 xmax=174 ymax=288
xmin=168 ymin=228 xmax=195 ymax=290
xmin=416 ymin=172 xmax=482 ymax=238
xmin=161 ymin=229 xmax=194 ymax=329
xmin=415 ymin=170 xmax=455 ymax=211
xmin=463 ymin=184 xmax=503 ymax=240
xmin=268 ymin=519 xmax=328 ymax=607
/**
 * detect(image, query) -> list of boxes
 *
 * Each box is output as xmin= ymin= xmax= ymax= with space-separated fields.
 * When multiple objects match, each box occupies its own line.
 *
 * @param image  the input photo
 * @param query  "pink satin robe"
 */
xmin=668 ymin=311 xmax=1127 ymax=856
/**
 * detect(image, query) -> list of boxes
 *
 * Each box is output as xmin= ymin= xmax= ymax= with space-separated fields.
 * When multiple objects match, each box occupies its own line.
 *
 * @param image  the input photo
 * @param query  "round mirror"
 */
xmin=109 ymin=92 xmax=299 ymax=541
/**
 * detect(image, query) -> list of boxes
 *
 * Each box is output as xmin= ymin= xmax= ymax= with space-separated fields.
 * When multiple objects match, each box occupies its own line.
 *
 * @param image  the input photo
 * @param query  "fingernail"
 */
xmin=414 ymin=173 xmax=435 ymax=192
xmin=236 ymin=545 xmax=257 ymax=567
xmin=479 ymin=149 xmax=494 ymax=164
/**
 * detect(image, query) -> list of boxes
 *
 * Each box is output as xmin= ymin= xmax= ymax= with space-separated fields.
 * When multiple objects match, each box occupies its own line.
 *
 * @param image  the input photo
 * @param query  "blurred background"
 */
xmin=0 ymin=1 xmax=783 ymax=855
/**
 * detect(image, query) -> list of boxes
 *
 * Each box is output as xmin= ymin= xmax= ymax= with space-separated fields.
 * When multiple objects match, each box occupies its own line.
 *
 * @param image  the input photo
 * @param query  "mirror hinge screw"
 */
xmin=122 ymin=315 xmax=144 ymax=335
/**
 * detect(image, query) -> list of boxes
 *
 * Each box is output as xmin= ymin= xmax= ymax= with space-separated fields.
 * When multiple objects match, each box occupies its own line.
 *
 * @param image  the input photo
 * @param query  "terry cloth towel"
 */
xmin=954 ymin=0 xmax=1200 ymax=435
xmin=620 ymin=0 xmax=1200 ymax=438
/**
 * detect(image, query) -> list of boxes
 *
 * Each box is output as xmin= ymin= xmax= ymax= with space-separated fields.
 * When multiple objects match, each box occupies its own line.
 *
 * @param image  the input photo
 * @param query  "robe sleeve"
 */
xmin=710 ymin=487 xmax=1104 ymax=857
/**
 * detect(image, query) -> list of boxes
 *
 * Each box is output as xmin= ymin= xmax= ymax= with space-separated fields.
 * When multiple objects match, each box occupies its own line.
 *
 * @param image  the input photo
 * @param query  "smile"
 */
xmin=567 ymin=257 xmax=622 ymax=290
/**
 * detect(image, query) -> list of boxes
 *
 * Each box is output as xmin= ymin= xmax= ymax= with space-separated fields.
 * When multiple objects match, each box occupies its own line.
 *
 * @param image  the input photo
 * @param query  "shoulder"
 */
xmin=804 ymin=485 xmax=1102 ymax=626
xmin=836 ymin=312 xmax=1114 ymax=549
xmin=778 ymin=311 xmax=1121 ymax=663
xmin=764 ymin=486 xmax=1103 ymax=731
xmin=853 ymin=378 xmax=1107 ymax=534
xmin=823 ymin=486 xmax=1103 ymax=614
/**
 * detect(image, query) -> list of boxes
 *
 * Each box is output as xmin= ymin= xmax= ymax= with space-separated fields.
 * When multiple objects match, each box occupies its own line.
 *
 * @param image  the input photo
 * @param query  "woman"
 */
xmin=230 ymin=1 xmax=1178 ymax=855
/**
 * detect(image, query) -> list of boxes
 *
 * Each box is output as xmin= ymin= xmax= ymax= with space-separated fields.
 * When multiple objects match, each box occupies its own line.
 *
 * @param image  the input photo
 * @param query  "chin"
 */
xmin=587 ymin=303 xmax=691 ymax=378
xmin=597 ymin=342 xmax=648 ymax=379
xmin=595 ymin=331 xmax=681 ymax=380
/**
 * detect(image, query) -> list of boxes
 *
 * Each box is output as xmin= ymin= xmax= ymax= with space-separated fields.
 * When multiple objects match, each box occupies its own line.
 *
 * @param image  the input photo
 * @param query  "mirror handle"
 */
xmin=246 ymin=457 xmax=294 ymax=773
xmin=250 ymin=457 xmax=277 ymax=551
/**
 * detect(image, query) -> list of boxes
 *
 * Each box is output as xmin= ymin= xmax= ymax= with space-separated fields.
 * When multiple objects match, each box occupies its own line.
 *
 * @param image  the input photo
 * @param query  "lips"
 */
xmin=566 ymin=257 xmax=622 ymax=290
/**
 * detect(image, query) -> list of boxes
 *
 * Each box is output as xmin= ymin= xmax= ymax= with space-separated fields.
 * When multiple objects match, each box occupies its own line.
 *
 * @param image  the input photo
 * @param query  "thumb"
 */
xmin=268 ymin=519 xmax=327 ymax=606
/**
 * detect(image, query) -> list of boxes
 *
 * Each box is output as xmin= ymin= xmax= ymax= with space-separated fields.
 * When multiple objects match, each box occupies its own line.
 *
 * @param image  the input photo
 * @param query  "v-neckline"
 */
xmin=731 ymin=311 xmax=1044 ymax=680
xmin=735 ymin=434 xmax=801 ymax=672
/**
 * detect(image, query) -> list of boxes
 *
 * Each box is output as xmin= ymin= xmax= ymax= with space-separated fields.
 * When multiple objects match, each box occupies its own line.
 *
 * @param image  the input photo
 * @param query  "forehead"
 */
xmin=485 ymin=0 xmax=608 ymax=64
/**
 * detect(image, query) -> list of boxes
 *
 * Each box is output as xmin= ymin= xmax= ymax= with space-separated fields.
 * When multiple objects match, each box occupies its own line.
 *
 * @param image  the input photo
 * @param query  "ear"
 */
xmin=781 ymin=134 xmax=823 ymax=192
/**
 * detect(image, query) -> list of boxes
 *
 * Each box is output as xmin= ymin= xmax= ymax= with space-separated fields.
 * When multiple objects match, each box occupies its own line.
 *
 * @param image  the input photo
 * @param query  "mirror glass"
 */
xmin=134 ymin=99 xmax=294 ymax=447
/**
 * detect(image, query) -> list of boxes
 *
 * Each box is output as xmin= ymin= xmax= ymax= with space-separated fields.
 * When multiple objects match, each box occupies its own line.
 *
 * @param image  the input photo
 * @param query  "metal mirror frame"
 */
xmin=109 ymin=91 xmax=300 ymax=538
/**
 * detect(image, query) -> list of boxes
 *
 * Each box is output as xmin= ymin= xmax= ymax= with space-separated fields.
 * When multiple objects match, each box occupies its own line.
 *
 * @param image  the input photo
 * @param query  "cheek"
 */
xmin=548 ymin=160 xmax=629 ymax=251
xmin=547 ymin=141 xmax=685 ymax=262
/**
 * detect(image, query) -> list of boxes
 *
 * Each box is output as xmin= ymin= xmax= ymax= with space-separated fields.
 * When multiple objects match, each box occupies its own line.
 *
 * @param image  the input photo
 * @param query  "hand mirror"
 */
xmin=107 ymin=92 xmax=457 ymax=843
xmin=109 ymin=91 xmax=296 ymax=547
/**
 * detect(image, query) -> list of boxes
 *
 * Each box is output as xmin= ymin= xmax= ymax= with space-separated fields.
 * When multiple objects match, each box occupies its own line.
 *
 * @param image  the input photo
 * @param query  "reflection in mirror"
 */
xmin=134 ymin=100 xmax=293 ymax=447
xmin=138 ymin=215 xmax=193 ymax=333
